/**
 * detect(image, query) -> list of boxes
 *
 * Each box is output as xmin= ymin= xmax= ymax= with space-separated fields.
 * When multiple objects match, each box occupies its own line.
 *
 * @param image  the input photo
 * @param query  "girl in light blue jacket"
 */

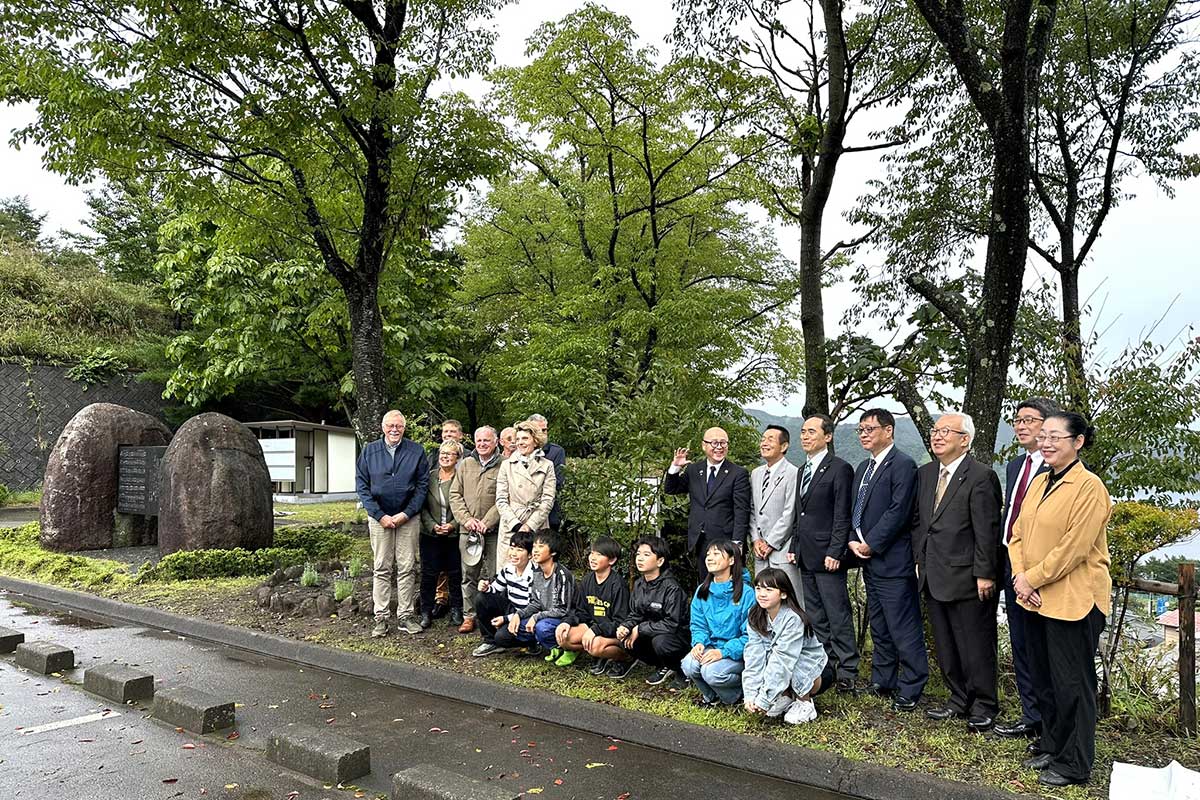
xmin=681 ymin=540 xmax=758 ymax=705
xmin=742 ymin=568 xmax=833 ymax=724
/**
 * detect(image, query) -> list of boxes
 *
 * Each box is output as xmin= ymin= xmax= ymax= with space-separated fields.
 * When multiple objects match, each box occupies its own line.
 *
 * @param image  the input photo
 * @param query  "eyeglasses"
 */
xmin=703 ymin=439 xmax=730 ymax=448
xmin=929 ymin=427 xmax=968 ymax=439
xmin=1013 ymin=415 xmax=1044 ymax=427
xmin=1035 ymin=432 xmax=1077 ymax=444
xmin=383 ymin=424 xmax=404 ymax=430
xmin=855 ymin=425 xmax=881 ymax=435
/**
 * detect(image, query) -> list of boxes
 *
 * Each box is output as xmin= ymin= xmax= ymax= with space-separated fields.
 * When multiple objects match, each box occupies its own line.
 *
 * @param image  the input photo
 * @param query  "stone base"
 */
xmin=267 ymin=724 xmax=370 ymax=784
xmin=0 ymin=626 xmax=24 ymax=653
xmin=392 ymin=764 xmax=522 ymax=800
xmin=84 ymin=663 xmax=155 ymax=703
xmin=152 ymin=686 xmax=234 ymax=733
xmin=15 ymin=641 xmax=74 ymax=674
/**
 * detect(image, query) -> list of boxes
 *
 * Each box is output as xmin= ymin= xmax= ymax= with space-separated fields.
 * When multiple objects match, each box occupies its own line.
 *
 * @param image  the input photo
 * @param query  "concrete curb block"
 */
xmin=0 ymin=625 xmax=24 ymax=653
xmin=267 ymin=723 xmax=371 ymax=784
xmin=391 ymin=764 xmax=522 ymax=800
xmin=153 ymin=686 xmax=235 ymax=734
xmin=0 ymin=576 xmax=1022 ymax=800
xmin=14 ymin=640 xmax=74 ymax=673
xmin=84 ymin=662 xmax=155 ymax=703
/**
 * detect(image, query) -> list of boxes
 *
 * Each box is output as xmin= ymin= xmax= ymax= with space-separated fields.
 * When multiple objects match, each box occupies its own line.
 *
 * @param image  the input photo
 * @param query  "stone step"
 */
xmin=84 ymin=663 xmax=155 ymax=703
xmin=267 ymin=723 xmax=371 ymax=784
xmin=151 ymin=686 xmax=235 ymax=734
xmin=0 ymin=626 xmax=24 ymax=653
xmin=391 ymin=764 xmax=522 ymax=800
xmin=14 ymin=641 xmax=74 ymax=674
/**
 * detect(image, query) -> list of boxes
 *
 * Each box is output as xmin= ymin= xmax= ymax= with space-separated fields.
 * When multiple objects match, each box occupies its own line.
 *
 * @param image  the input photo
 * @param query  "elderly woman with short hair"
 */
xmin=494 ymin=420 xmax=557 ymax=574
xmin=419 ymin=440 xmax=464 ymax=629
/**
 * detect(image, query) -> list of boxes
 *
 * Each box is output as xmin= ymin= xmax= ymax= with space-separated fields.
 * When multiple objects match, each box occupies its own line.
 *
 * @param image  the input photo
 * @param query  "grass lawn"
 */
xmin=2 ymin=522 xmax=1196 ymax=798
xmin=274 ymin=500 xmax=364 ymax=526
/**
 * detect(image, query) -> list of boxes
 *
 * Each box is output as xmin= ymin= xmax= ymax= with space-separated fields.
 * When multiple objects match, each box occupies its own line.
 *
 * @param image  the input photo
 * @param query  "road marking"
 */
xmin=18 ymin=710 xmax=121 ymax=736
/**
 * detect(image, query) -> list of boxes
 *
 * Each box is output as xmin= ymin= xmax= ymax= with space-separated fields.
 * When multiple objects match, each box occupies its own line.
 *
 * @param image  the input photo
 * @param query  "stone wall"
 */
xmin=0 ymin=362 xmax=168 ymax=490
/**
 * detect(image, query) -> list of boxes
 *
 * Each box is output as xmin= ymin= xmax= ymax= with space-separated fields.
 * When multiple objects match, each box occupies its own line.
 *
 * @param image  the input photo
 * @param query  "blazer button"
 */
xmin=800 ymin=512 xmax=805 ymax=516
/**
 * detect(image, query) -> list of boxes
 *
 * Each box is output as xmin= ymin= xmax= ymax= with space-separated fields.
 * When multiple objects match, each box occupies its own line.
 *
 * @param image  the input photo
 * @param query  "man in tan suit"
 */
xmin=451 ymin=426 xmax=502 ymax=634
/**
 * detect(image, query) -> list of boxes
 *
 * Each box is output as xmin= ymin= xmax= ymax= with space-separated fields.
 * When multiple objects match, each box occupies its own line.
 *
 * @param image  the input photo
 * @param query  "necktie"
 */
xmin=1005 ymin=455 xmax=1034 ymax=545
xmin=707 ymin=465 xmax=717 ymax=493
xmin=800 ymin=462 xmax=813 ymax=496
xmin=851 ymin=459 xmax=877 ymax=531
xmin=762 ymin=467 xmax=772 ymax=495
xmin=934 ymin=466 xmax=950 ymax=511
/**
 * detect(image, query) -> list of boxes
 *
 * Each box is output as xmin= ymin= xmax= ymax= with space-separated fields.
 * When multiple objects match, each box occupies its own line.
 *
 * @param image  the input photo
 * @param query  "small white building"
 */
xmin=246 ymin=420 xmax=358 ymax=502
xmin=1157 ymin=609 xmax=1200 ymax=648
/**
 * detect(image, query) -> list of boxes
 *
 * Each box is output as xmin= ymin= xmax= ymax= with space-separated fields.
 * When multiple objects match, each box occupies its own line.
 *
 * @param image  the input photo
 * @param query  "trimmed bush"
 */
xmin=274 ymin=525 xmax=355 ymax=560
xmin=140 ymin=547 xmax=309 ymax=582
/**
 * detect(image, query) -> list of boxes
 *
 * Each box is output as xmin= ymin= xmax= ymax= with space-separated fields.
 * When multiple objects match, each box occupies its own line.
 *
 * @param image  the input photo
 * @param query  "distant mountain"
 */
xmin=746 ymin=409 xmax=1018 ymax=474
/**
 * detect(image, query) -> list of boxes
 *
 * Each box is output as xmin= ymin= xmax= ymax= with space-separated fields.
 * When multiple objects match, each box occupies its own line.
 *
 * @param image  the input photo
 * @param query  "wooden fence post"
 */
xmin=1181 ymin=562 xmax=1196 ymax=737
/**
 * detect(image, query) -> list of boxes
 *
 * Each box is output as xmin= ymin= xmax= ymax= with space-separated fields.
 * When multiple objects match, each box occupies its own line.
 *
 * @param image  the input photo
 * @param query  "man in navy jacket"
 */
xmin=664 ymin=426 xmax=751 ymax=577
xmin=356 ymin=410 xmax=429 ymax=638
xmin=846 ymin=408 xmax=928 ymax=710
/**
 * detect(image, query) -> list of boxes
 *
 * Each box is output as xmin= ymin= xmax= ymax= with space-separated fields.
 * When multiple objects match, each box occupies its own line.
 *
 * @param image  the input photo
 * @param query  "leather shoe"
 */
xmin=418 ymin=612 xmax=433 ymax=629
xmin=967 ymin=715 xmax=994 ymax=733
xmin=868 ymin=682 xmax=895 ymax=698
xmin=1026 ymin=739 xmax=1043 ymax=755
xmin=994 ymin=720 xmax=1040 ymax=739
xmin=1023 ymin=753 xmax=1053 ymax=770
xmin=1038 ymin=769 xmax=1083 ymax=787
xmin=457 ymin=616 xmax=476 ymax=634
xmin=892 ymin=695 xmax=918 ymax=712
xmin=925 ymin=706 xmax=966 ymax=721
xmin=835 ymin=677 xmax=857 ymax=693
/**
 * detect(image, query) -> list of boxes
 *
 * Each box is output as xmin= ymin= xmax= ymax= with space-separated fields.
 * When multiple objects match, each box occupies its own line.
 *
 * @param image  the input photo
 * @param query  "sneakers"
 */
xmin=371 ymin=619 xmax=389 ymax=638
xmin=606 ymin=658 xmax=640 ymax=679
xmin=544 ymin=647 xmax=563 ymax=663
xmin=472 ymin=642 xmax=502 ymax=657
xmin=784 ymin=698 xmax=818 ymax=725
xmin=396 ymin=616 xmax=423 ymax=635
xmin=645 ymin=667 xmax=674 ymax=686
xmin=554 ymin=650 xmax=578 ymax=667
xmin=588 ymin=659 xmax=610 ymax=676
xmin=524 ymin=644 xmax=547 ymax=657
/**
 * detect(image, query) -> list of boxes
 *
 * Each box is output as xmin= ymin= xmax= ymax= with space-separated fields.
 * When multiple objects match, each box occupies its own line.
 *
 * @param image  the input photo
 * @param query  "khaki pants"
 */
xmin=461 ymin=532 xmax=498 ymax=618
xmin=369 ymin=515 xmax=419 ymax=621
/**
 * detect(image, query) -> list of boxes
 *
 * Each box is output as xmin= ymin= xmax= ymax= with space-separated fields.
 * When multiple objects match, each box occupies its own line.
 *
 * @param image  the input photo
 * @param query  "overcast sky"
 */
xmin=2 ymin=0 xmax=1197 ymax=419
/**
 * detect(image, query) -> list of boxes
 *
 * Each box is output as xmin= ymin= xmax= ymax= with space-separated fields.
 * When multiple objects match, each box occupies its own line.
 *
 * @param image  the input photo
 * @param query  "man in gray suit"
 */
xmin=749 ymin=425 xmax=802 ymax=596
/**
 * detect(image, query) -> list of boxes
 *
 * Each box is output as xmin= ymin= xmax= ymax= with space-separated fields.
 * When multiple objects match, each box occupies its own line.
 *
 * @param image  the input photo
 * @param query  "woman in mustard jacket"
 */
xmin=1009 ymin=411 xmax=1111 ymax=788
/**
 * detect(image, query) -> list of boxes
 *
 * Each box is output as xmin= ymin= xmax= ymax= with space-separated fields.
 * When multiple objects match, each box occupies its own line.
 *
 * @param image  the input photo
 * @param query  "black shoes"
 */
xmin=418 ymin=612 xmax=433 ymax=629
xmin=994 ymin=719 xmax=1041 ymax=739
xmin=835 ymin=677 xmax=857 ymax=693
xmin=867 ymin=682 xmax=894 ymax=698
xmin=449 ymin=608 xmax=464 ymax=626
xmin=588 ymin=659 xmax=610 ymax=676
xmin=606 ymin=658 xmax=640 ymax=679
xmin=925 ymin=706 xmax=966 ymax=721
xmin=646 ymin=667 xmax=675 ymax=686
xmin=1038 ymin=769 xmax=1083 ymax=787
xmin=1023 ymin=753 xmax=1053 ymax=770
xmin=967 ymin=715 xmax=995 ymax=733
xmin=1026 ymin=738 xmax=1043 ymax=754
xmin=892 ymin=695 xmax=919 ymax=712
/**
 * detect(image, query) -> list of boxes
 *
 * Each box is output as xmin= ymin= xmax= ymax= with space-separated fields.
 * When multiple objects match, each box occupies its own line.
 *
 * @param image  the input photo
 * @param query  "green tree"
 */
xmin=0 ymin=196 xmax=45 ymax=245
xmin=0 ymin=0 xmax=506 ymax=439
xmin=63 ymin=179 xmax=170 ymax=286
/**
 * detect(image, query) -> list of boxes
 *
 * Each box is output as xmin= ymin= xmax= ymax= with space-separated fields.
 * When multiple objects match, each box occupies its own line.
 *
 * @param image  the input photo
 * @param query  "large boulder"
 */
xmin=157 ymin=413 xmax=273 ymax=555
xmin=39 ymin=403 xmax=171 ymax=552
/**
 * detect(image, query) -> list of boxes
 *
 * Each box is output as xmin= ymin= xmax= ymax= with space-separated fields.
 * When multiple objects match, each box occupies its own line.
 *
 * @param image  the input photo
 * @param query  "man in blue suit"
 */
xmin=846 ymin=408 xmax=928 ymax=710
xmin=994 ymin=397 xmax=1059 ymax=740
xmin=356 ymin=410 xmax=430 ymax=639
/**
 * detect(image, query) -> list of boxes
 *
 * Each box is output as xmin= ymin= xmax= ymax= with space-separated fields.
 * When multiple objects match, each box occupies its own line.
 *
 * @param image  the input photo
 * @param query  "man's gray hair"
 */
xmin=475 ymin=425 xmax=498 ymax=438
xmin=381 ymin=409 xmax=405 ymax=423
xmin=939 ymin=410 xmax=975 ymax=441
xmin=526 ymin=413 xmax=548 ymax=425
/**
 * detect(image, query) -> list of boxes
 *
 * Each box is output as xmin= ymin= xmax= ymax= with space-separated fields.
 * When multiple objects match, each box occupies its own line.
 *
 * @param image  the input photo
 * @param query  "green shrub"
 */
xmin=348 ymin=555 xmax=368 ymax=578
xmin=274 ymin=525 xmax=355 ymax=560
xmin=300 ymin=562 xmax=318 ymax=587
xmin=334 ymin=576 xmax=354 ymax=602
xmin=139 ymin=547 xmax=308 ymax=581
xmin=0 ymin=523 xmax=131 ymax=588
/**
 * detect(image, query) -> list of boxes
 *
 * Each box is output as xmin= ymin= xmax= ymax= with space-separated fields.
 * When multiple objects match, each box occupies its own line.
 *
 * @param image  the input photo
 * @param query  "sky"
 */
xmin=2 ymin=0 xmax=1198 ymax=420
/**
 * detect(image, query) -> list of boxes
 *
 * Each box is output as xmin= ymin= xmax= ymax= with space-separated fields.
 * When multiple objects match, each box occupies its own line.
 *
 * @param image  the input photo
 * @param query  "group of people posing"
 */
xmin=355 ymin=399 xmax=1113 ymax=788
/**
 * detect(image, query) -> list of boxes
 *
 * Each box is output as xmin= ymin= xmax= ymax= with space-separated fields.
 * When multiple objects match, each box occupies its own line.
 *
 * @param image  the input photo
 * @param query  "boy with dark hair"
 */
xmin=605 ymin=537 xmax=688 ymax=684
xmin=551 ymin=536 xmax=630 ymax=668
xmin=472 ymin=530 xmax=535 ymax=657
xmin=500 ymin=531 xmax=575 ymax=656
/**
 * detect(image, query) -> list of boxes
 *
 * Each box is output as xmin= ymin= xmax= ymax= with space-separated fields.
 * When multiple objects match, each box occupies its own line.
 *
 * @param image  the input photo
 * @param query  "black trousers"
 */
xmin=474 ymin=592 xmax=511 ymax=644
xmin=419 ymin=535 xmax=462 ymax=614
xmin=628 ymin=632 xmax=688 ymax=669
xmin=1024 ymin=605 xmax=1106 ymax=781
xmin=925 ymin=589 xmax=999 ymax=717
xmin=800 ymin=568 xmax=860 ymax=681
xmin=1002 ymin=555 xmax=1041 ymax=725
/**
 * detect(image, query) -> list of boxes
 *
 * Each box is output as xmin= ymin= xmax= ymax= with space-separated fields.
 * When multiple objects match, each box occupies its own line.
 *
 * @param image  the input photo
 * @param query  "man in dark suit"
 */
xmin=664 ymin=426 xmax=751 ymax=577
xmin=789 ymin=413 xmax=859 ymax=690
xmin=994 ymin=397 xmax=1058 ymax=740
xmin=846 ymin=408 xmax=927 ymax=710
xmin=528 ymin=414 xmax=566 ymax=530
xmin=912 ymin=412 xmax=1003 ymax=732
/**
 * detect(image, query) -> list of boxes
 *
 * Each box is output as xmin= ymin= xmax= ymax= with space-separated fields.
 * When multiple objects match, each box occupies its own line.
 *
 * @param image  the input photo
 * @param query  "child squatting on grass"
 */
xmin=549 ymin=535 xmax=630 ymax=668
xmin=681 ymin=540 xmax=758 ymax=705
xmin=471 ymin=530 xmax=536 ymax=657
xmin=604 ymin=536 xmax=689 ymax=683
xmin=742 ymin=567 xmax=835 ymax=725
xmin=505 ymin=531 xmax=576 ymax=656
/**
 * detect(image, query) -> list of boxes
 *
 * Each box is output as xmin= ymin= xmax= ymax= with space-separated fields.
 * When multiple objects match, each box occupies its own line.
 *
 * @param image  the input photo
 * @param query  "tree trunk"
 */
xmin=1059 ymin=262 xmax=1089 ymax=413
xmin=799 ymin=214 xmax=829 ymax=417
xmin=343 ymin=278 xmax=389 ymax=443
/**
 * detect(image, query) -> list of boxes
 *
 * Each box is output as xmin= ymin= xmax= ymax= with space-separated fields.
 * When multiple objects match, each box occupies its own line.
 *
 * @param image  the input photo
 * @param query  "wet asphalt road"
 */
xmin=0 ymin=594 xmax=848 ymax=800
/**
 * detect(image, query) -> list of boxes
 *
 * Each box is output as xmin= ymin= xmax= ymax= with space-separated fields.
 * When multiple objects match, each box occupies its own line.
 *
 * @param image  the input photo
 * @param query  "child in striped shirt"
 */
xmin=471 ymin=530 xmax=535 ymax=657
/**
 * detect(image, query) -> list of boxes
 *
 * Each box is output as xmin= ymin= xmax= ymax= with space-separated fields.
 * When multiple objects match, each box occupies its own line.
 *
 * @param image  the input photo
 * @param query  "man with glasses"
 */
xmin=846 ymin=408 xmax=926 ymax=710
xmin=356 ymin=410 xmax=430 ymax=638
xmin=665 ymin=427 xmax=751 ymax=577
xmin=749 ymin=425 xmax=801 ymax=592
xmin=912 ymin=412 xmax=1003 ymax=732
xmin=994 ymin=398 xmax=1059 ymax=741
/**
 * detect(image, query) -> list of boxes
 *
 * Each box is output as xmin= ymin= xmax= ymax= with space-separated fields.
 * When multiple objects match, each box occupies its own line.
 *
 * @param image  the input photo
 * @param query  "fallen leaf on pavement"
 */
xmin=226 ymin=732 xmax=239 ymax=741
xmin=554 ymin=779 xmax=564 ymax=785
xmin=162 ymin=778 xmax=178 ymax=784
xmin=607 ymin=745 xmax=618 ymax=751
xmin=428 ymin=727 xmax=448 ymax=734
xmin=325 ymin=718 xmax=335 ymax=724
xmin=585 ymin=763 xmax=611 ymax=769
xmin=526 ymin=788 xmax=543 ymax=795
xmin=617 ymin=793 xmax=631 ymax=800
xmin=182 ymin=744 xmax=195 ymax=750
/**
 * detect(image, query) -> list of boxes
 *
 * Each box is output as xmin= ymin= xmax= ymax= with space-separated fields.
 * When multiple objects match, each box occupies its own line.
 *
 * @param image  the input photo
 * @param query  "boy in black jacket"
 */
xmin=500 ymin=531 xmax=575 ymax=656
xmin=550 ymin=535 xmax=630 ymax=668
xmin=601 ymin=537 xmax=688 ymax=685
